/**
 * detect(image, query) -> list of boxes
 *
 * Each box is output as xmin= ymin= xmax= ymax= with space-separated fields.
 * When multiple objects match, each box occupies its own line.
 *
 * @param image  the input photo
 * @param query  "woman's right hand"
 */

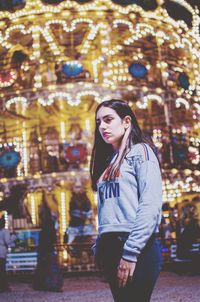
xmin=117 ymin=258 xmax=136 ymax=288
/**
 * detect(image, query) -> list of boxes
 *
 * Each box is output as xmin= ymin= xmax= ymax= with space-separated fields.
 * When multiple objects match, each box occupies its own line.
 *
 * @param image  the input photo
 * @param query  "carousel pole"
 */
xmin=37 ymin=123 xmax=43 ymax=173
xmin=156 ymin=35 xmax=174 ymax=167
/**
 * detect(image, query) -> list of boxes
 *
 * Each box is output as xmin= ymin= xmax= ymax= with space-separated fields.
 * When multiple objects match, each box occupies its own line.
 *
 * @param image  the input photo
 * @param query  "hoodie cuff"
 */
xmin=122 ymin=249 xmax=138 ymax=263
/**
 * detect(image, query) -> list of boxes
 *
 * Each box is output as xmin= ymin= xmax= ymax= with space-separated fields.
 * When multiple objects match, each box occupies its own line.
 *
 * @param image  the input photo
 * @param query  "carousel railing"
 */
xmin=6 ymin=251 xmax=38 ymax=273
xmin=159 ymin=237 xmax=200 ymax=274
xmin=55 ymin=243 xmax=97 ymax=273
xmin=6 ymin=240 xmax=200 ymax=274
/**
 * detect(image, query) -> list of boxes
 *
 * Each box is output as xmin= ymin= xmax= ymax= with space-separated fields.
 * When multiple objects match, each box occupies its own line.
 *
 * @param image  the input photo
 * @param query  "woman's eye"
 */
xmin=105 ymin=118 xmax=112 ymax=123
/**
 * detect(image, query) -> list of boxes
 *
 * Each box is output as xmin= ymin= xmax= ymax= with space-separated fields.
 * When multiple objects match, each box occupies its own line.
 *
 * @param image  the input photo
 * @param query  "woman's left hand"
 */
xmin=117 ymin=258 xmax=136 ymax=288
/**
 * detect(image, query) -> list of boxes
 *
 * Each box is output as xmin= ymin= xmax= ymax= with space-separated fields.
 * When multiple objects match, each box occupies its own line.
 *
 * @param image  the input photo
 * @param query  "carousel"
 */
xmin=0 ymin=0 xmax=200 ymax=271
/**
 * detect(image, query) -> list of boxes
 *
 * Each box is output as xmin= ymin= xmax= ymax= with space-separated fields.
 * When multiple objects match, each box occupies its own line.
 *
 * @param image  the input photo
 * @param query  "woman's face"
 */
xmin=96 ymin=106 xmax=127 ymax=150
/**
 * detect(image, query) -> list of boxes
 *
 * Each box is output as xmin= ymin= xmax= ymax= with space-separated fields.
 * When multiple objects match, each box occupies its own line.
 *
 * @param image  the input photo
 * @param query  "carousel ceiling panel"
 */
xmin=0 ymin=46 xmax=7 ymax=56
xmin=7 ymin=31 xmax=31 ymax=46
xmin=49 ymin=22 xmax=90 ymax=50
xmin=37 ymin=95 xmax=96 ymax=119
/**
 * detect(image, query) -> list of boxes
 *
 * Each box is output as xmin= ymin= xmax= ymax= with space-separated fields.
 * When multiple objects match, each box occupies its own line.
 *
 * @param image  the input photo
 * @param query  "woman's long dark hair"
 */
xmin=90 ymin=99 xmax=157 ymax=191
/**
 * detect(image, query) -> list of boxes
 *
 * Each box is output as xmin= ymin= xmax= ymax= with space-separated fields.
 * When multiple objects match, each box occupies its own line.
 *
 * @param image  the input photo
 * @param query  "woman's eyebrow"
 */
xmin=96 ymin=114 xmax=113 ymax=122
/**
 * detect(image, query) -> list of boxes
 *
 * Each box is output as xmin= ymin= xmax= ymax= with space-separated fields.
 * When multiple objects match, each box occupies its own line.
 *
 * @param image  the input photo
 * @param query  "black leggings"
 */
xmin=95 ymin=232 xmax=163 ymax=302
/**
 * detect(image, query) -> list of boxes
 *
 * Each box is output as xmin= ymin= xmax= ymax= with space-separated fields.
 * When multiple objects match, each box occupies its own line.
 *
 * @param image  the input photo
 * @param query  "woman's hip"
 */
xmin=95 ymin=232 xmax=162 ymax=277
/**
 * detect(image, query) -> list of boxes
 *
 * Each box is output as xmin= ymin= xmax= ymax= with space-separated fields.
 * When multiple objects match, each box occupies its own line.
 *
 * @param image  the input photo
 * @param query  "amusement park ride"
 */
xmin=0 ymin=0 xmax=199 ymax=270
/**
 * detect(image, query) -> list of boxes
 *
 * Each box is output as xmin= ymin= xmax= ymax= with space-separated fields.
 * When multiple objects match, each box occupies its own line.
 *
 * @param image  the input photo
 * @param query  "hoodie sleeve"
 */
xmin=122 ymin=144 xmax=162 ymax=262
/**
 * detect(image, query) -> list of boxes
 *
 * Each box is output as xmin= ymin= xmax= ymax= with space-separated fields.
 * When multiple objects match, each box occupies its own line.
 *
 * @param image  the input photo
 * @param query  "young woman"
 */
xmin=90 ymin=99 xmax=163 ymax=302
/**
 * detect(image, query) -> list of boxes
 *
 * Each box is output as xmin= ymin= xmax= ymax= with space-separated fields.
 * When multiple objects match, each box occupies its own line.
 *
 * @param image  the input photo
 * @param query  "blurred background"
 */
xmin=0 ymin=0 xmax=199 ymax=274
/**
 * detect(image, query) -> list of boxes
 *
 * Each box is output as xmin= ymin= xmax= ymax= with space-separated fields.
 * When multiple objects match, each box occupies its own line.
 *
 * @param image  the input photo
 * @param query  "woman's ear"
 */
xmin=123 ymin=116 xmax=131 ymax=128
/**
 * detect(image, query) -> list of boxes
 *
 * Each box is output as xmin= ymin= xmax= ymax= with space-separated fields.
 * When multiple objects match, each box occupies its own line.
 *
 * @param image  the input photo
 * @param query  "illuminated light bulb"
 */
xmin=5 ymin=97 xmax=27 ymax=110
xmin=184 ymin=169 xmax=192 ymax=176
xmin=175 ymin=98 xmax=190 ymax=110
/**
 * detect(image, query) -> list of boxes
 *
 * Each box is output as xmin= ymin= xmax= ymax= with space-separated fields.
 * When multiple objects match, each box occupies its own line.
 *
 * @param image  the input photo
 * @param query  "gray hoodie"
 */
xmin=96 ymin=143 xmax=162 ymax=262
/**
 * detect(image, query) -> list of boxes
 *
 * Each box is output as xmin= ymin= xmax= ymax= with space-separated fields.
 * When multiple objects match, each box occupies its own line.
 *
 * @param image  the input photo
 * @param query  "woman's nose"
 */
xmin=99 ymin=121 xmax=106 ymax=130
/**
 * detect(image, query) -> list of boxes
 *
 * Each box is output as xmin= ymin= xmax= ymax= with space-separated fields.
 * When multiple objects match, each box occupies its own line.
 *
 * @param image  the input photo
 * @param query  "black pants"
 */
xmin=95 ymin=232 xmax=163 ymax=302
xmin=0 ymin=258 xmax=9 ymax=291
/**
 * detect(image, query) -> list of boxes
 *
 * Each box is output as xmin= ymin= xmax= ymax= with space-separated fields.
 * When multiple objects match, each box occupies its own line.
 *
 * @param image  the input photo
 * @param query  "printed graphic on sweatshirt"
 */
xmin=125 ymin=144 xmax=150 ymax=167
xmin=97 ymin=144 xmax=150 ymax=204
xmin=125 ymin=155 xmax=143 ymax=167
xmin=98 ymin=181 xmax=120 ymax=204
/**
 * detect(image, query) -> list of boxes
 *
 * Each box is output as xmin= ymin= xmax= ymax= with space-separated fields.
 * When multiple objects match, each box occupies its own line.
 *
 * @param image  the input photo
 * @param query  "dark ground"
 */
xmin=0 ymin=271 xmax=199 ymax=302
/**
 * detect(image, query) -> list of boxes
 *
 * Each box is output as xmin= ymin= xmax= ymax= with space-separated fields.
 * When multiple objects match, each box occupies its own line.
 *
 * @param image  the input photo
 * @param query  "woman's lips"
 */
xmin=103 ymin=132 xmax=111 ymax=138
